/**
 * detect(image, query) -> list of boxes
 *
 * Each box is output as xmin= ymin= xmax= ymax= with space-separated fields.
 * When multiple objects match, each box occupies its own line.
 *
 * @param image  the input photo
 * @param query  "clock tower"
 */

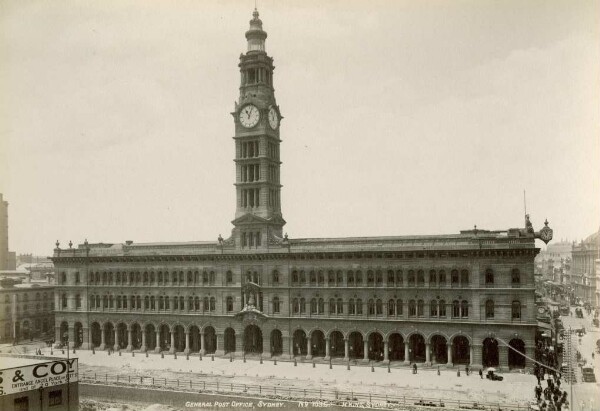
xmin=230 ymin=9 xmax=285 ymax=249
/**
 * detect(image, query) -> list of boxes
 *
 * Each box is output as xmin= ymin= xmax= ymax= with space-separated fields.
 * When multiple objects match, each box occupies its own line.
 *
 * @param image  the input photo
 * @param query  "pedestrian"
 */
xmin=465 ymin=365 xmax=469 ymax=376
xmin=536 ymin=371 xmax=541 ymax=385
xmin=479 ymin=369 xmax=483 ymax=379
xmin=413 ymin=363 xmax=417 ymax=374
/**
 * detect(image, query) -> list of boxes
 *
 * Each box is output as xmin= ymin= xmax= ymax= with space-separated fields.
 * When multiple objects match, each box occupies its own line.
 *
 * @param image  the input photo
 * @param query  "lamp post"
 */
xmin=63 ymin=332 xmax=70 ymax=411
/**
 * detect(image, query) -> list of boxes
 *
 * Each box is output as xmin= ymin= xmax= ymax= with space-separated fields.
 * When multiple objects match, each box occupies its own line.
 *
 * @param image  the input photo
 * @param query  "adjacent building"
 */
xmin=0 ymin=193 xmax=16 ymax=271
xmin=571 ymin=228 xmax=600 ymax=306
xmin=51 ymin=9 xmax=552 ymax=371
xmin=0 ymin=278 xmax=55 ymax=343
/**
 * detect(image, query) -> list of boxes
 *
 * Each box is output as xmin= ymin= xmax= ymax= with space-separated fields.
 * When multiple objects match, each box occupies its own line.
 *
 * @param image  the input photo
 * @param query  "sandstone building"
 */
xmin=51 ymin=9 xmax=552 ymax=371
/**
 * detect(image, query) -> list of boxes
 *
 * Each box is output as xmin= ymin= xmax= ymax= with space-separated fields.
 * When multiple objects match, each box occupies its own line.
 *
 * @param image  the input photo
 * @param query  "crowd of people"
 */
xmin=533 ymin=370 xmax=569 ymax=411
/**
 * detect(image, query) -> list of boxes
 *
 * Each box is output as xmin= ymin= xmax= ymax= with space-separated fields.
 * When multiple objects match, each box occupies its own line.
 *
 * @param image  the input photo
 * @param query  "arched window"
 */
xmin=511 ymin=269 xmax=521 ymax=286
xmin=292 ymin=270 xmax=299 ymax=284
xmin=177 ymin=296 xmax=183 ymax=310
xmin=329 ymin=298 xmax=336 ymax=314
xmin=430 ymin=299 xmax=438 ymax=316
xmin=103 ymin=295 xmax=109 ymax=308
xmin=300 ymin=271 xmax=306 ymax=285
xmin=396 ymin=270 xmax=403 ymax=286
xmin=151 ymin=296 xmax=156 ymax=310
xmin=173 ymin=296 xmax=179 ymax=310
xmin=150 ymin=272 xmax=155 ymax=284
xmin=367 ymin=271 xmax=375 ymax=285
xmin=429 ymin=270 xmax=437 ymax=286
xmin=116 ymin=296 xmax=122 ymax=309
xmin=376 ymin=299 xmax=383 ymax=315
xmin=310 ymin=298 xmax=317 ymax=314
xmin=417 ymin=299 xmax=424 ymax=316
xmin=293 ymin=298 xmax=299 ymax=314
xmin=193 ymin=296 xmax=199 ymax=311
xmin=328 ymin=270 xmax=335 ymax=285
xmin=96 ymin=295 xmax=101 ymax=309
xmin=209 ymin=297 xmax=216 ymax=311
xmin=158 ymin=272 xmax=163 ymax=285
xmin=356 ymin=299 xmax=363 ymax=315
xmin=451 ymin=270 xmax=459 ymax=286
xmin=349 ymin=298 xmax=356 ymax=315
xmin=355 ymin=271 xmax=363 ymax=285
xmin=164 ymin=296 xmax=169 ymax=309
xmin=485 ymin=269 xmax=494 ymax=285
xmin=226 ymin=296 xmax=233 ymax=312
xmin=408 ymin=300 xmax=416 ymax=317
xmin=376 ymin=270 xmax=383 ymax=286
xmin=452 ymin=300 xmax=460 ymax=317
xmin=438 ymin=270 xmax=446 ymax=286
xmin=396 ymin=299 xmax=403 ymax=315
xmin=61 ymin=293 xmax=67 ymax=308
xmin=512 ymin=300 xmax=521 ymax=319
xmin=460 ymin=300 xmax=469 ymax=317
xmin=318 ymin=271 xmax=324 ymax=285
xmin=209 ymin=271 xmax=215 ymax=285
xmin=318 ymin=298 xmax=324 ymax=313
xmin=368 ymin=299 xmax=375 ymax=315
xmin=460 ymin=270 xmax=469 ymax=285
xmin=310 ymin=271 xmax=316 ymax=285
xmin=408 ymin=270 xmax=415 ymax=286
xmin=273 ymin=297 xmax=280 ymax=313
xmin=347 ymin=271 xmax=355 ymax=286
xmin=144 ymin=296 xmax=150 ymax=309
xmin=337 ymin=298 xmax=343 ymax=314
xmin=485 ymin=299 xmax=494 ymax=318
xmin=144 ymin=272 xmax=149 ymax=284
xmin=336 ymin=270 xmax=343 ymax=285
xmin=75 ymin=294 xmax=81 ymax=309
xmin=203 ymin=297 xmax=209 ymax=311
xmin=187 ymin=271 xmax=192 ymax=284
xmin=272 ymin=270 xmax=279 ymax=284
xmin=417 ymin=270 xmax=425 ymax=286
xmin=387 ymin=270 xmax=395 ymax=286
xmin=388 ymin=299 xmax=395 ymax=316
xmin=187 ymin=295 xmax=193 ymax=309
xmin=299 ymin=298 xmax=306 ymax=313
xmin=203 ymin=271 xmax=208 ymax=284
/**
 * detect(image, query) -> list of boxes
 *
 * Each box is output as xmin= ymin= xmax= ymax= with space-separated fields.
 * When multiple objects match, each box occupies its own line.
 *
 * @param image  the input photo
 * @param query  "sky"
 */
xmin=0 ymin=0 xmax=598 ymax=257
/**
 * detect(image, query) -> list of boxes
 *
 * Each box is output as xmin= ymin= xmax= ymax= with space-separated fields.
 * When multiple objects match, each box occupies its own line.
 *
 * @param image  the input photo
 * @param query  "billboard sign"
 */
xmin=0 ymin=358 xmax=78 ymax=396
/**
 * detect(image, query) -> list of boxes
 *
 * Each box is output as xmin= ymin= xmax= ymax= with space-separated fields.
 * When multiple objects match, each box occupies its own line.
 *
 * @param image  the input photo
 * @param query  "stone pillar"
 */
xmin=525 ymin=345 xmax=534 ymax=371
xmin=447 ymin=344 xmax=453 ymax=366
xmin=126 ymin=328 xmax=133 ymax=352
xmin=68 ymin=322 xmax=76 ymax=349
xmin=100 ymin=327 xmax=106 ymax=350
xmin=215 ymin=334 xmax=224 ymax=356
xmin=81 ymin=327 xmax=90 ymax=350
xmin=499 ymin=345 xmax=509 ymax=371
xmin=141 ymin=330 xmax=147 ymax=352
xmin=344 ymin=338 xmax=349 ymax=361
xmin=113 ymin=328 xmax=119 ymax=351
xmin=325 ymin=338 xmax=331 ymax=360
xmin=469 ymin=345 xmax=474 ymax=366
xmin=425 ymin=343 xmax=431 ymax=365
xmin=471 ymin=344 xmax=482 ymax=369
xmin=169 ymin=331 xmax=176 ymax=354
xmin=289 ymin=336 xmax=295 ymax=358
xmin=363 ymin=339 xmax=369 ymax=362
xmin=53 ymin=326 xmax=62 ymax=348
xmin=184 ymin=331 xmax=190 ymax=354
xmin=383 ymin=340 xmax=389 ymax=364
xmin=200 ymin=331 xmax=206 ymax=355
xmin=306 ymin=337 xmax=313 ymax=360
xmin=404 ymin=342 xmax=410 ymax=365
xmin=154 ymin=330 xmax=161 ymax=353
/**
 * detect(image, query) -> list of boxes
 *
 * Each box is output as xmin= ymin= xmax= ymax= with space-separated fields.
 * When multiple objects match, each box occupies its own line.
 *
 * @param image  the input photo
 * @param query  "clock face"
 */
xmin=239 ymin=105 xmax=260 ymax=128
xmin=540 ymin=228 xmax=553 ymax=241
xmin=268 ymin=107 xmax=279 ymax=130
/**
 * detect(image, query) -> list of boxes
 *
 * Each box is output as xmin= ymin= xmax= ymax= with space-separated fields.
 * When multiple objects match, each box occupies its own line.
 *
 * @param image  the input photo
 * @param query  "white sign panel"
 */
xmin=0 ymin=359 xmax=78 ymax=396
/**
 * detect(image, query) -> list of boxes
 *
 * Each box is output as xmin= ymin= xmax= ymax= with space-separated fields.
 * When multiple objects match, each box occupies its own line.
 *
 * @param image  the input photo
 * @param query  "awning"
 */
xmin=537 ymin=321 xmax=553 ymax=330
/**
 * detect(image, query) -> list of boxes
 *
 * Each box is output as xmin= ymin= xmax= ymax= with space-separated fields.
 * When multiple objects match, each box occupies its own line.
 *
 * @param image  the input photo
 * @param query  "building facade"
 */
xmin=51 ymin=9 xmax=551 ymax=371
xmin=0 ymin=278 xmax=55 ymax=343
xmin=571 ymin=229 xmax=600 ymax=306
xmin=0 ymin=193 xmax=16 ymax=271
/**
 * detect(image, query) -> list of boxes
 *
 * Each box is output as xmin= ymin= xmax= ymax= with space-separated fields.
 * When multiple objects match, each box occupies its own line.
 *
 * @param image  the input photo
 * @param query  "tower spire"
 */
xmin=246 ymin=7 xmax=267 ymax=52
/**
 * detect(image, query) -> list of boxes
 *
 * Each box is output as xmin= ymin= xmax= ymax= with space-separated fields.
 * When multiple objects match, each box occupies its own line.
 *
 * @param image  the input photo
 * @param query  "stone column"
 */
xmin=425 ymin=343 xmax=431 ymax=365
xmin=306 ymin=337 xmax=313 ymax=360
xmin=169 ymin=331 xmax=176 ymax=353
xmin=447 ymin=344 xmax=453 ymax=366
xmin=324 ymin=338 xmax=331 ymax=360
xmin=81 ymin=327 xmax=90 ymax=350
xmin=383 ymin=340 xmax=389 ymax=364
xmin=154 ymin=330 xmax=161 ymax=353
xmin=471 ymin=344 xmax=483 ymax=369
xmin=126 ymin=328 xmax=133 ymax=352
xmin=141 ymin=330 xmax=147 ymax=352
xmin=113 ymin=328 xmax=119 ymax=351
xmin=404 ymin=342 xmax=410 ymax=365
xmin=184 ymin=331 xmax=190 ymax=354
xmin=469 ymin=345 xmax=474 ymax=366
xmin=200 ymin=331 xmax=206 ymax=355
xmin=344 ymin=339 xmax=349 ymax=361
xmin=53 ymin=326 xmax=62 ymax=348
xmin=100 ymin=327 xmax=106 ymax=350
xmin=363 ymin=339 xmax=369 ymax=362
xmin=499 ymin=345 xmax=509 ymax=371
xmin=215 ymin=334 xmax=224 ymax=356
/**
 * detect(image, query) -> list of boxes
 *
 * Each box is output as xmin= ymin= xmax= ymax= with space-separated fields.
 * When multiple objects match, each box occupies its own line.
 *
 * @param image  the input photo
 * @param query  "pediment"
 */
xmin=232 ymin=213 xmax=286 ymax=227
